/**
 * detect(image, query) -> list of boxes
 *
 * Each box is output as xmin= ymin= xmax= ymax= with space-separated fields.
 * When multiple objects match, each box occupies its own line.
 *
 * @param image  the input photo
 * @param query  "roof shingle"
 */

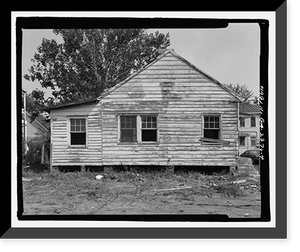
xmin=239 ymin=103 xmax=260 ymax=114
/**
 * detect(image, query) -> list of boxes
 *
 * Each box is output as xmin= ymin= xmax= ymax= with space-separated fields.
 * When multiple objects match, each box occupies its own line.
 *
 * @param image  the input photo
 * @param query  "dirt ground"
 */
xmin=22 ymin=168 xmax=261 ymax=218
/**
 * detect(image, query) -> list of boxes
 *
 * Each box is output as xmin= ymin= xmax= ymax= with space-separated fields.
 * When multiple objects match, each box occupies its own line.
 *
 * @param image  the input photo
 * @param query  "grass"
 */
xmin=22 ymin=166 xmax=252 ymax=196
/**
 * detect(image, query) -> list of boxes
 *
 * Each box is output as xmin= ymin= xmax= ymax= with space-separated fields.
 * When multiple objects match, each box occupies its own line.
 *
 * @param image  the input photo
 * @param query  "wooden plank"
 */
xmin=127 ymin=79 xmax=211 ymax=84
xmin=140 ymin=69 xmax=201 ymax=75
xmin=151 ymin=59 xmax=192 ymax=66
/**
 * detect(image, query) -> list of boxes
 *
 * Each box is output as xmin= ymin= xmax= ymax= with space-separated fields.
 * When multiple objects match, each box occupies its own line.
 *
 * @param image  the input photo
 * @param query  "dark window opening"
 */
xmin=239 ymin=136 xmax=246 ymax=146
xmin=251 ymin=117 xmax=256 ymax=127
xmin=142 ymin=129 xmax=157 ymax=142
xmin=204 ymin=129 xmax=220 ymax=140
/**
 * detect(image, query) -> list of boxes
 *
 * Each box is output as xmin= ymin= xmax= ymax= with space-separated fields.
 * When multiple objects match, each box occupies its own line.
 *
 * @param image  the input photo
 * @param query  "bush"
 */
xmin=24 ymin=138 xmax=48 ymax=166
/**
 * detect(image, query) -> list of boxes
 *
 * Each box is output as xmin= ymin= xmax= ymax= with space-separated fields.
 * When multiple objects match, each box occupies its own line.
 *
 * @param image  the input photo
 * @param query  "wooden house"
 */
xmin=238 ymin=103 xmax=260 ymax=155
xmin=47 ymin=49 xmax=242 ymax=171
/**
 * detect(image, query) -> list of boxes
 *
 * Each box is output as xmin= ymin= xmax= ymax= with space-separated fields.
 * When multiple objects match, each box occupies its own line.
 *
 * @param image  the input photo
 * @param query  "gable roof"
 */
xmin=44 ymin=49 xmax=243 ymax=111
xmin=26 ymin=112 xmax=50 ymax=132
xmin=98 ymin=49 xmax=243 ymax=102
xmin=239 ymin=103 xmax=260 ymax=114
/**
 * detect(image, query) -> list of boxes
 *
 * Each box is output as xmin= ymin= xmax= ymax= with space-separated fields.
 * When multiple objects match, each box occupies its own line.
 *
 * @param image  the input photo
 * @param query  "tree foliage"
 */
xmin=24 ymin=29 xmax=170 ymax=106
xmin=223 ymin=83 xmax=254 ymax=102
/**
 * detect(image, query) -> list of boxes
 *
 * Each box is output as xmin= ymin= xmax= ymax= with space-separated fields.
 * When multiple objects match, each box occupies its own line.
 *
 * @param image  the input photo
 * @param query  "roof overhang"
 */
xmin=41 ymin=98 xmax=98 ymax=112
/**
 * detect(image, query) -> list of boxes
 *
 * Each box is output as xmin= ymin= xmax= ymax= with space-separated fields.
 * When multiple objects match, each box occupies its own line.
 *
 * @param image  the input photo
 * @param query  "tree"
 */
xmin=223 ymin=83 xmax=254 ymax=102
xmin=24 ymin=29 xmax=170 ymax=105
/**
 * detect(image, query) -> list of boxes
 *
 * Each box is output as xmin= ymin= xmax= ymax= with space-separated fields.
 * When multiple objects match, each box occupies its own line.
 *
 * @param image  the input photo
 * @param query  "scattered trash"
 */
xmin=231 ymin=179 xmax=247 ymax=185
xmin=96 ymin=175 xmax=103 ymax=180
xmin=226 ymin=201 xmax=234 ymax=207
xmin=199 ymin=184 xmax=210 ymax=189
xmin=154 ymin=186 xmax=193 ymax=192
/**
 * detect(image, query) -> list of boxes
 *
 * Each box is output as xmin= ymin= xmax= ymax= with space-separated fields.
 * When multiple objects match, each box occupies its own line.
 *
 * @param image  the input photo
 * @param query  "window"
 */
xmin=141 ymin=116 xmax=157 ymax=142
xmin=120 ymin=116 xmax=137 ymax=142
xmin=203 ymin=115 xmax=220 ymax=140
xmin=251 ymin=136 xmax=256 ymax=146
xmin=239 ymin=136 xmax=246 ymax=146
xmin=70 ymin=119 xmax=86 ymax=145
xmin=251 ymin=117 xmax=256 ymax=127
xmin=240 ymin=117 xmax=245 ymax=127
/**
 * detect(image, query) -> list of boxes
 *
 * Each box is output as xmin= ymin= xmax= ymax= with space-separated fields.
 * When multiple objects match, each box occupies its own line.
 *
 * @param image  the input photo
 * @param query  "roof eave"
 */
xmin=42 ymin=98 xmax=98 ymax=112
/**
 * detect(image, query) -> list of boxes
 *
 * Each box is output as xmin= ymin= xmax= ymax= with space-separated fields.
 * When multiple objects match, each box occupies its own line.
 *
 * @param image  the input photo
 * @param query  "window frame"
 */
xmin=140 ymin=115 xmax=158 ymax=143
xmin=201 ymin=114 xmax=222 ymax=144
xmin=239 ymin=136 xmax=246 ymax=146
xmin=251 ymin=136 xmax=257 ymax=146
xmin=68 ymin=117 xmax=88 ymax=147
xmin=240 ymin=117 xmax=245 ymax=127
xmin=119 ymin=115 xmax=138 ymax=143
xmin=118 ymin=114 xmax=159 ymax=144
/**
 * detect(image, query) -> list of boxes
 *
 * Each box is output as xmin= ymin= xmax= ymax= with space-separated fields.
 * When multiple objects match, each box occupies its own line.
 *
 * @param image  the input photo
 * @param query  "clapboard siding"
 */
xmin=101 ymin=51 xmax=239 ymax=167
xmin=49 ymin=50 xmax=239 ymax=168
xmin=51 ymin=102 xmax=102 ymax=166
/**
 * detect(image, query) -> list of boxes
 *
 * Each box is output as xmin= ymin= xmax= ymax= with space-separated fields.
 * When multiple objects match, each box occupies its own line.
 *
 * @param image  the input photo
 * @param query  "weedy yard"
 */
xmin=22 ymin=167 xmax=261 ymax=218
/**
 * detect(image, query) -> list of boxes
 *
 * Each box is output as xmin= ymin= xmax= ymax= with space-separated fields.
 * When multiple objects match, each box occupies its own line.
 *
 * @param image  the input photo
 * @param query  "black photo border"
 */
xmin=5 ymin=2 xmax=286 ymax=238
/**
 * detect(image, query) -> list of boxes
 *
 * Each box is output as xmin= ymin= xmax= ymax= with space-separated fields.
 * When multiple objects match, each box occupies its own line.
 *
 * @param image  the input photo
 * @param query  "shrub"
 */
xmin=24 ymin=138 xmax=47 ymax=165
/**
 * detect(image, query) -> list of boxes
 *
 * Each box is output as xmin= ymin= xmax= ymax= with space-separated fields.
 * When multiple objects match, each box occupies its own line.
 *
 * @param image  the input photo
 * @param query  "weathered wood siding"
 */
xmin=51 ymin=102 xmax=102 ymax=166
xmin=101 ymin=52 xmax=239 ymax=167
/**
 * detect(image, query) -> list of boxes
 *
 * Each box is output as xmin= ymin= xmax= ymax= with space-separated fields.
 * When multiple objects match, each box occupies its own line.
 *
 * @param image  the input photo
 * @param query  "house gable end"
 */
xmin=102 ymin=50 xmax=241 ymax=102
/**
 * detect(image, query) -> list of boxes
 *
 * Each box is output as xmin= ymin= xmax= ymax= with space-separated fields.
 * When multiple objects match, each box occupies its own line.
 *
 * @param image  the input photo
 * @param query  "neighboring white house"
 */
xmin=238 ymin=103 xmax=260 ymax=155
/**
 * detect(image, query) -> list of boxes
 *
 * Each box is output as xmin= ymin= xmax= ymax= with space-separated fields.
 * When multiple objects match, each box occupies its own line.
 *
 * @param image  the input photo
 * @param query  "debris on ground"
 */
xmin=231 ymin=179 xmax=247 ymax=184
xmin=154 ymin=186 xmax=193 ymax=193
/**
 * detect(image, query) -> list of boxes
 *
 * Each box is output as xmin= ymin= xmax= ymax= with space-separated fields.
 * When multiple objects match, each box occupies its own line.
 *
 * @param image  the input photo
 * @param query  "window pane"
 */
xmin=215 ymin=122 xmax=219 ymax=129
xmin=120 ymin=129 xmax=137 ymax=142
xmin=71 ymin=132 xmax=86 ymax=145
xmin=204 ymin=122 xmax=209 ymax=128
xmin=142 ymin=117 xmax=146 ymax=122
xmin=147 ymin=122 xmax=151 ymax=128
xmin=142 ymin=129 xmax=157 ymax=142
xmin=204 ymin=116 xmax=209 ymax=122
xmin=210 ymin=122 xmax=214 ymax=128
xmin=152 ymin=122 xmax=157 ymax=128
xmin=142 ymin=122 xmax=146 ymax=128
xmin=215 ymin=116 xmax=219 ymax=122
xmin=251 ymin=117 xmax=256 ymax=127
xmin=71 ymin=119 xmax=85 ymax=132
xmin=132 ymin=117 xmax=136 ymax=128
xmin=121 ymin=122 xmax=125 ymax=128
xmin=209 ymin=117 xmax=214 ymax=122
xmin=204 ymin=129 xmax=220 ymax=139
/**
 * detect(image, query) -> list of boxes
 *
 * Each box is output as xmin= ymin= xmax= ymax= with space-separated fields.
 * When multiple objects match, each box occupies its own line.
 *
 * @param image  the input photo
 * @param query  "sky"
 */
xmin=22 ymin=24 xmax=260 ymax=98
